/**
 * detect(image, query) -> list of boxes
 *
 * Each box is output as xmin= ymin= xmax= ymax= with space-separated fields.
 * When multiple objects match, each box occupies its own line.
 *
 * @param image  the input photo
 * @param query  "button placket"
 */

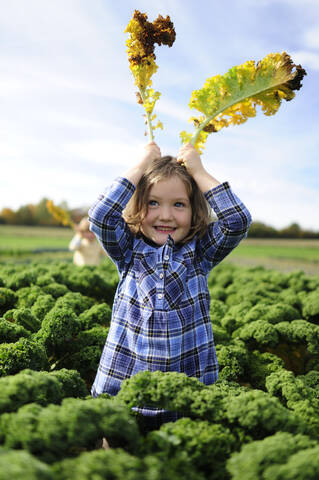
xmin=157 ymin=241 xmax=172 ymax=307
xmin=156 ymin=252 xmax=165 ymax=307
xmin=162 ymin=249 xmax=170 ymax=271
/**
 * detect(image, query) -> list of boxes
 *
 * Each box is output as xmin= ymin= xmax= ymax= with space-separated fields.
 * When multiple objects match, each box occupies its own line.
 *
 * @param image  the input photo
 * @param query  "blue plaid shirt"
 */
xmin=89 ymin=177 xmax=251 ymax=410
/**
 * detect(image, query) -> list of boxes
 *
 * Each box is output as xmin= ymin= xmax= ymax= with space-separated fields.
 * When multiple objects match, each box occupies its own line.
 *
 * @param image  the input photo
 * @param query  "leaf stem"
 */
xmin=190 ymin=82 xmax=283 ymax=146
xmin=139 ymin=87 xmax=154 ymax=141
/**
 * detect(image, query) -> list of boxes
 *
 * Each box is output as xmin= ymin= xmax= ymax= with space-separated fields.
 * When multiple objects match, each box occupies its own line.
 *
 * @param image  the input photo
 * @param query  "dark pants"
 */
xmin=132 ymin=406 xmax=182 ymax=431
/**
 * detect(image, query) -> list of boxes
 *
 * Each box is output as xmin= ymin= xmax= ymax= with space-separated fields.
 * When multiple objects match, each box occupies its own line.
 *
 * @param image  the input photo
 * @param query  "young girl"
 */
xmin=89 ymin=141 xmax=251 ymax=426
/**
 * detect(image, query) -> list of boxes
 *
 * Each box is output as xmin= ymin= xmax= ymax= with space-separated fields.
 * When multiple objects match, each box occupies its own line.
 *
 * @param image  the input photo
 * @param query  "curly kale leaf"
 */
xmin=0 ymin=338 xmax=49 ymax=377
xmin=226 ymin=432 xmax=319 ymax=480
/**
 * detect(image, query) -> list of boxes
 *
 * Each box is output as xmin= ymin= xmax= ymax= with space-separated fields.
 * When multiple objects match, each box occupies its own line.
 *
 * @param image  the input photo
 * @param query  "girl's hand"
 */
xmin=177 ymin=143 xmax=221 ymax=192
xmin=124 ymin=141 xmax=161 ymax=186
xmin=138 ymin=141 xmax=161 ymax=170
xmin=176 ymin=143 xmax=205 ymax=177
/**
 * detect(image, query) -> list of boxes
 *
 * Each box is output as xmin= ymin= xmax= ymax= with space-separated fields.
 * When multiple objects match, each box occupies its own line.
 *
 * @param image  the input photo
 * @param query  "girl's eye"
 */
xmin=175 ymin=202 xmax=185 ymax=208
xmin=148 ymin=200 xmax=158 ymax=206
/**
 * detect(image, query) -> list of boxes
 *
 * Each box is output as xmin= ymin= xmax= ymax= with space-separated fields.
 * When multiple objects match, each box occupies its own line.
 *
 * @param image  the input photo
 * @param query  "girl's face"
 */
xmin=141 ymin=175 xmax=192 ymax=245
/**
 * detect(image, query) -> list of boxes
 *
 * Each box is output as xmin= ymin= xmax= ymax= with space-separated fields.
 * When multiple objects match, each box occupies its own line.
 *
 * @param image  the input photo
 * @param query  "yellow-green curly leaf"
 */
xmin=181 ymin=52 xmax=306 ymax=153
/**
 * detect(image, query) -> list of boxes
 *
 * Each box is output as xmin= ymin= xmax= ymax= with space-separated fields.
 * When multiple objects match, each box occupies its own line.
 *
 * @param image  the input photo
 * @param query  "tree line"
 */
xmin=0 ymin=198 xmax=86 ymax=227
xmin=1 ymin=198 xmax=319 ymax=239
xmin=248 ymin=221 xmax=319 ymax=239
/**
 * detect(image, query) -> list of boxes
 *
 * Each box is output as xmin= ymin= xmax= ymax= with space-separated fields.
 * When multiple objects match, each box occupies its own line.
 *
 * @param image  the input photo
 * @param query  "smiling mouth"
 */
xmin=154 ymin=226 xmax=176 ymax=232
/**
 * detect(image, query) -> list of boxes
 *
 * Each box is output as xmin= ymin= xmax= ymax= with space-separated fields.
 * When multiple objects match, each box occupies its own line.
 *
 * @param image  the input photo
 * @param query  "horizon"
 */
xmin=2 ymin=196 xmax=318 ymax=233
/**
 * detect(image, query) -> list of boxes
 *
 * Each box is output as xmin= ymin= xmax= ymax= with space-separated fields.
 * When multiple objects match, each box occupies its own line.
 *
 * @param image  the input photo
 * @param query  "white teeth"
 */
xmin=155 ymin=227 xmax=175 ymax=231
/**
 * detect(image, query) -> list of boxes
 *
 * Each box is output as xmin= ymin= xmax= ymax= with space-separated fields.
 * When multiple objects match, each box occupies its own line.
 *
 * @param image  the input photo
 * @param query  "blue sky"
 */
xmin=1 ymin=0 xmax=319 ymax=229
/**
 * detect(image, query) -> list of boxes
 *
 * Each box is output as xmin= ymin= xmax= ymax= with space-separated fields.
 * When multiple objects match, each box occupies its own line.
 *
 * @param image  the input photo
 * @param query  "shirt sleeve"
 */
xmin=198 ymin=181 xmax=252 ymax=273
xmin=88 ymin=177 xmax=136 ymax=271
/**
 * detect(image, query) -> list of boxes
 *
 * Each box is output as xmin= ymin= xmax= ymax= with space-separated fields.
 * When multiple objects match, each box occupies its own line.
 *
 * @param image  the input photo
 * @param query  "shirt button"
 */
xmin=164 ymin=255 xmax=169 ymax=260
xmin=158 ymin=293 xmax=163 ymax=299
xmin=159 ymin=273 xmax=164 ymax=279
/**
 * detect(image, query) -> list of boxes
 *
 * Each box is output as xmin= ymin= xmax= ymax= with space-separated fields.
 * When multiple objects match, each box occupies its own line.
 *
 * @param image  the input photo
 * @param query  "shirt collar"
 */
xmin=134 ymin=233 xmax=197 ymax=262
xmin=138 ymin=233 xmax=181 ymax=250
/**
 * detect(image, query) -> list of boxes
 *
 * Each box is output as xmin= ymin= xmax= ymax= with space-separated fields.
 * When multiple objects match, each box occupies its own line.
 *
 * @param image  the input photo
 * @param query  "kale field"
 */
xmin=0 ymin=256 xmax=319 ymax=479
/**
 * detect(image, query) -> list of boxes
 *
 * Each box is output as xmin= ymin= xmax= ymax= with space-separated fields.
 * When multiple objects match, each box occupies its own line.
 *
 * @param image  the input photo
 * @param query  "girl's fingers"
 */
xmin=146 ymin=141 xmax=159 ymax=150
xmin=146 ymin=142 xmax=161 ymax=154
xmin=178 ymin=143 xmax=193 ymax=155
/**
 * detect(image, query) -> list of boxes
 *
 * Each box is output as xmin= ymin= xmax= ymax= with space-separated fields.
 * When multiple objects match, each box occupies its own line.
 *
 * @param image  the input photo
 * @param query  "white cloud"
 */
xmin=304 ymin=27 xmax=319 ymax=49
xmin=245 ymin=180 xmax=319 ymax=230
xmin=242 ymin=0 xmax=319 ymax=6
xmin=1 ymin=149 xmax=121 ymax=210
xmin=291 ymin=50 xmax=319 ymax=70
xmin=289 ymin=25 xmax=319 ymax=71
xmin=63 ymin=139 xmax=144 ymax=166
xmin=45 ymin=112 xmax=108 ymax=130
xmin=215 ymin=162 xmax=319 ymax=230
xmin=156 ymin=98 xmax=190 ymax=122
xmin=0 ymin=0 xmax=120 ymax=50
xmin=0 ymin=48 xmax=133 ymax=103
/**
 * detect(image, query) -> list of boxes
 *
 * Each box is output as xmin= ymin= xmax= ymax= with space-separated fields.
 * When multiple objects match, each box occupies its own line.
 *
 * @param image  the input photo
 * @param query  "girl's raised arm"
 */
xmin=88 ymin=177 xmax=136 ymax=272
xmin=88 ymin=142 xmax=161 ymax=272
xmin=177 ymin=143 xmax=252 ymax=272
xmin=198 ymin=183 xmax=252 ymax=272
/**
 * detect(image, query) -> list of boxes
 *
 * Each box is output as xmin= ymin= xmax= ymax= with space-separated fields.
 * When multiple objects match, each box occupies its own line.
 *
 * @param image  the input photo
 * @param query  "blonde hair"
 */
xmin=123 ymin=156 xmax=212 ymax=243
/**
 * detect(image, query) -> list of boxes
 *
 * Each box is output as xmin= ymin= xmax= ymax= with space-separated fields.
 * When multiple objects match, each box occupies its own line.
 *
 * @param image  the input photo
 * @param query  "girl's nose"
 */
xmin=159 ymin=206 xmax=173 ymax=220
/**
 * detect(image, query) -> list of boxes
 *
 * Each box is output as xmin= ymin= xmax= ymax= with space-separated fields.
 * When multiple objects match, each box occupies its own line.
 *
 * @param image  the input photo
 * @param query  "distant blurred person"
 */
xmin=69 ymin=217 xmax=105 ymax=266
